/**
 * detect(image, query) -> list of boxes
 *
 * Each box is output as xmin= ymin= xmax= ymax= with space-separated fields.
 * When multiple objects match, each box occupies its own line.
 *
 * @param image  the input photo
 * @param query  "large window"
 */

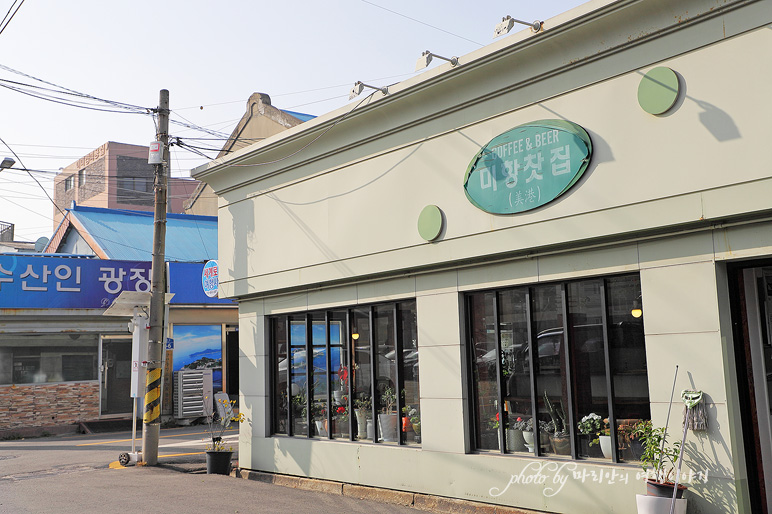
xmin=0 ymin=334 xmax=99 ymax=384
xmin=466 ymin=274 xmax=650 ymax=462
xmin=270 ymin=300 xmax=420 ymax=445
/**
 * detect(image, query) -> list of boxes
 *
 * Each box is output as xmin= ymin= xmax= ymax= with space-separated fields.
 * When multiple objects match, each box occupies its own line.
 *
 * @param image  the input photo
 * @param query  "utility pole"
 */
xmin=141 ymin=89 xmax=169 ymax=465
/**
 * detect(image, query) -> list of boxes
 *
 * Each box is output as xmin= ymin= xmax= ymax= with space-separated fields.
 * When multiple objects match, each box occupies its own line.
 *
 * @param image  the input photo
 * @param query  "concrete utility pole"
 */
xmin=141 ymin=89 xmax=169 ymax=465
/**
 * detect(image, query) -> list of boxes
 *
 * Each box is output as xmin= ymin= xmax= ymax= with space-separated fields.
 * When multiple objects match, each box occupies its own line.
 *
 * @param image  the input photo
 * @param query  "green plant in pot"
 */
xmin=378 ymin=387 xmax=398 ymax=442
xmin=632 ymin=420 xmax=687 ymax=499
xmin=544 ymin=392 xmax=571 ymax=455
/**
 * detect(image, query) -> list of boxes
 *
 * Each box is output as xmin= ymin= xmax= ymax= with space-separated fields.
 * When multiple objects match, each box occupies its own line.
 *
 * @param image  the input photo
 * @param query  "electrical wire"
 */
xmin=228 ymin=90 xmax=375 ymax=168
xmin=358 ymin=0 xmax=483 ymax=47
xmin=0 ymin=0 xmax=25 ymax=38
xmin=0 ymin=135 xmax=66 ymax=218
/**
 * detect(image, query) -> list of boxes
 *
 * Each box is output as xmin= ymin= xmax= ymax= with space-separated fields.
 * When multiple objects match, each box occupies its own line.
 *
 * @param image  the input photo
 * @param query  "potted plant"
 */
xmin=378 ymin=387 xmax=398 ymax=442
xmin=508 ymin=416 xmax=528 ymax=451
xmin=354 ymin=395 xmax=371 ymax=439
xmin=544 ymin=392 xmax=571 ymax=455
xmin=519 ymin=417 xmax=551 ymax=451
xmin=632 ymin=420 xmax=687 ymax=514
xmin=410 ymin=410 xmax=421 ymax=443
xmin=333 ymin=365 xmax=349 ymax=404
xmin=487 ymin=411 xmax=506 ymax=450
xmin=577 ymin=413 xmax=605 ymax=458
xmin=204 ymin=395 xmax=245 ymax=475
xmin=311 ymin=401 xmax=327 ymax=437
xmin=332 ymin=403 xmax=348 ymax=437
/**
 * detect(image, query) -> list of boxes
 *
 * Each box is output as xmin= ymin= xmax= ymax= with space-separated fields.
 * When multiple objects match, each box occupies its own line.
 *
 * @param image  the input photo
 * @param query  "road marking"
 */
xmin=160 ymin=434 xmax=238 ymax=449
xmin=76 ymin=429 xmax=236 ymax=447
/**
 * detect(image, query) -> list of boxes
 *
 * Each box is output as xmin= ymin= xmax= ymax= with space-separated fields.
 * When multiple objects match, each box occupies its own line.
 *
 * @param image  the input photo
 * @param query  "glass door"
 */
xmin=100 ymin=337 xmax=133 ymax=416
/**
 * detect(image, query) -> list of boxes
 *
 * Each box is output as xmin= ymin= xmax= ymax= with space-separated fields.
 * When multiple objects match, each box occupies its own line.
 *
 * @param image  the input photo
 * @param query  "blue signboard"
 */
xmin=0 ymin=255 xmax=151 ymax=309
xmin=167 ymin=262 xmax=234 ymax=305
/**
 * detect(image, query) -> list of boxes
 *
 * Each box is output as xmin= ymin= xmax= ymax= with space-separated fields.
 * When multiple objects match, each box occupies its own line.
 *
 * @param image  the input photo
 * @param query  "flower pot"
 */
xmin=366 ymin=419 xmax=373 ymax=440
xmin=599 ymin=435 xmax=613 ymax=459
xmin=314 ymin=420 xmax=328 ymax=437
xmin=579 ymin=435 xmax=603 ymax=458
xmin=378 ymin=413 xmax=398 ymax=442
xmin=506 ymin=429 xmax=526 ymax=452
xmin=402 ymin=416 xmax=412 ymax=432
xmin=333 ymin=390 xmax=344 ymax=404
xmin=636 ymin=494 xmax=687 ymax=514
xmin=205 ymin=450 xmax=233 ymax=475
xmin=522 ymin=430 xmax=534 ymax=445
xmin=549 ymin=434 xmax=571 ymax=455
xmin=645 ymin=479 xmax=687 ymax=499
xmin=355 ymin=409 xmax=368 ymax=439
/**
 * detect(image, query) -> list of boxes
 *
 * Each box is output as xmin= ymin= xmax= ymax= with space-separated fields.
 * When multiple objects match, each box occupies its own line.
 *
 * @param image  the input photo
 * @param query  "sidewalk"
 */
xmin=0 ymin=427 xmax=540 ymax=514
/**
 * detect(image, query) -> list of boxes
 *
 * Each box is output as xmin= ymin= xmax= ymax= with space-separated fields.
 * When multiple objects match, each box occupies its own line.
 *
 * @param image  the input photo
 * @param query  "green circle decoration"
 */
xmin=418 ymin=205 xmax=443 ymax=241
xmin=638 ymin=67 xmax=680 ymax=115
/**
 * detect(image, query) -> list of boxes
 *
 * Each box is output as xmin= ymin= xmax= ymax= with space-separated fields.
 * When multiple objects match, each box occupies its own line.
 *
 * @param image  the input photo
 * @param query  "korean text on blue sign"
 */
xmin=0 ymin=255 xmax=151 ymax=309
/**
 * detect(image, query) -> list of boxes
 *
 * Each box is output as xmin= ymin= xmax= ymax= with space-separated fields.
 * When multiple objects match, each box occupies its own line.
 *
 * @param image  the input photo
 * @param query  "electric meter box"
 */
xmin=148 ymin=141 xmax=163 ymax=164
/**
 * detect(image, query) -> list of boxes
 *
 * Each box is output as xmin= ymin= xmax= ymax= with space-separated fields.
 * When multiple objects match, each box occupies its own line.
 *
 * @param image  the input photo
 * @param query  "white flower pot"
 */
xmin=636 ymin=494 xmax=687 ymax=514
xmin=599 ymin=435 xmax=613 ymax=458
xmin=355 ymin=409 xmax=368 ymax=438
xmin=522 ymin=430 xmax=534 ymax=445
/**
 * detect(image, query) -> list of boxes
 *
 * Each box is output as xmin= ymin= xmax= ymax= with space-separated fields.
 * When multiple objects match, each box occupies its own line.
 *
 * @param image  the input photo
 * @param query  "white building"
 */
xmin=193 ymin=0 xmax=772 ymax=512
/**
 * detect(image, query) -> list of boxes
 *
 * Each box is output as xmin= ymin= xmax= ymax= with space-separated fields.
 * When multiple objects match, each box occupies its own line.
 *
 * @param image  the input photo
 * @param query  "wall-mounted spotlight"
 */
xmin=415 ymin=51 xmax=458 ymax=72
xmin=349 ymin=81 xmax=389 ymax=100
xmin=493 ymin=15 xmax=543 ymax=38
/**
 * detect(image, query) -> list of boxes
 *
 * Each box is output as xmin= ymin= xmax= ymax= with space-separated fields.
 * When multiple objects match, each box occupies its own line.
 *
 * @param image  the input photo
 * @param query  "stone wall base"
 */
xmin=0 ymin=382 xmax=101 ymax=432
xmin=238 ymin=469 xmax=545 ymax=514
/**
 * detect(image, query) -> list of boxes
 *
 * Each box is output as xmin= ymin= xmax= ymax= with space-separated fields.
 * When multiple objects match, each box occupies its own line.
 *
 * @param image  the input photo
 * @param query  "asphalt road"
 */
xmin=0 ymin=427 xmax=417 ymax=514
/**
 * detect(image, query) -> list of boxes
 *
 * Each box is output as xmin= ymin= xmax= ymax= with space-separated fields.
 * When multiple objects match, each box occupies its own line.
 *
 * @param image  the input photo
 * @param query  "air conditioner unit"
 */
xmin=173 ymin=369 xmax=213 ymax=419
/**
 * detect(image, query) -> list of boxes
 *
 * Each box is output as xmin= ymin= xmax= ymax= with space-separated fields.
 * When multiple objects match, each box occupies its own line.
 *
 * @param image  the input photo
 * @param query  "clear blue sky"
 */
xmin=0 ymin=0 xmax=588 ymax=242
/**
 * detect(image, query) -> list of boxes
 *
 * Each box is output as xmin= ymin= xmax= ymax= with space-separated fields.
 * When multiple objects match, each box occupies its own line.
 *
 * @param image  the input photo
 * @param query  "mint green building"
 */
xmin=194 ymin=0 xmax=772 ymax=511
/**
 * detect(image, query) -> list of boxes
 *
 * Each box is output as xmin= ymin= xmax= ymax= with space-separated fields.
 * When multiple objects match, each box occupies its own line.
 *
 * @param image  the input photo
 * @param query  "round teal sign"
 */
xmin=463 ymin=119 xmax=592 ymax=214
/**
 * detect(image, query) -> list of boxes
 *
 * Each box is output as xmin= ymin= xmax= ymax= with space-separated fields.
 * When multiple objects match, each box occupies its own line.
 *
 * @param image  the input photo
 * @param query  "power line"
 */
xmin=0 ymin=135 xmax=66 ymax=218
xmin=358 ymin=0 xmax=483 ymax=47
xmin=0 ymin=0 xmax=25 ymax=38
xmin=228 ymin=91 xmax=374 ymax=168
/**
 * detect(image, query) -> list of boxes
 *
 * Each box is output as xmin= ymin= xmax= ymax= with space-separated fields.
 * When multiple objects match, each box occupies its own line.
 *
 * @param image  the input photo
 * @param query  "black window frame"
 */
xmin=268 ymin=299 xmax=419 ymax=446
xmin=465 ymin=272 xmax=650 ymax=462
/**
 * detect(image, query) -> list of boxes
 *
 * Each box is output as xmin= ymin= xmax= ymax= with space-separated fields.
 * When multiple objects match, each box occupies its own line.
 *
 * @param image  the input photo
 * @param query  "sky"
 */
xmin=0 ymin=0 xmax=588 ymax=243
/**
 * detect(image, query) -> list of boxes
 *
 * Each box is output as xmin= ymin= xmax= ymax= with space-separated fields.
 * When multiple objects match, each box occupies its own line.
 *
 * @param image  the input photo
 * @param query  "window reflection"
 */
xmin=467 ymin=274 xmax=650 ymax=461
xmin=270 ymin=301 xmax=419 ymax=446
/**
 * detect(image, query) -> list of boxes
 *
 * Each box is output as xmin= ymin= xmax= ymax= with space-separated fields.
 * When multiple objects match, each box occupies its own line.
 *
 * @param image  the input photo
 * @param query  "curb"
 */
xmin=237 ymin=469 xmax=545 ymax=514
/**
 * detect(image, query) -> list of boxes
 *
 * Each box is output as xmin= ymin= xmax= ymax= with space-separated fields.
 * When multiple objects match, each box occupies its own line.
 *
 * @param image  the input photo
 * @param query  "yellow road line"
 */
xmin=77 ymin=429 xmax=237 ymax=447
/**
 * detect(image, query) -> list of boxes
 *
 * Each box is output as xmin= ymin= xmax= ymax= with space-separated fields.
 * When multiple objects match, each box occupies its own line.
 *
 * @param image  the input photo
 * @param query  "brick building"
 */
xmin=53 ymin=142 xmax=199 ymax=229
